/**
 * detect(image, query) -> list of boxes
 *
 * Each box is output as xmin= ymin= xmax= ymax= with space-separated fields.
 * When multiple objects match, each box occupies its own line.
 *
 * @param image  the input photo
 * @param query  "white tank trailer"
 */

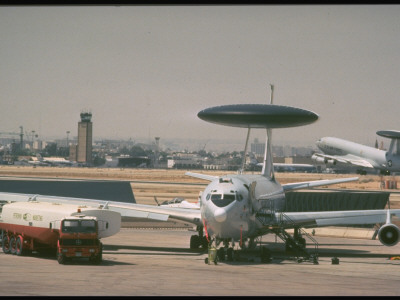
xmin=0 ymin=201 xmax=121 ymax=264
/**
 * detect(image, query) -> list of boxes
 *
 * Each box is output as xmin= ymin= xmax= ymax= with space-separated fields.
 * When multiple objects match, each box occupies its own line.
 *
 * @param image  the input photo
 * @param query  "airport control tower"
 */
xmin=77 ymin=111 xmax=93 ymax=164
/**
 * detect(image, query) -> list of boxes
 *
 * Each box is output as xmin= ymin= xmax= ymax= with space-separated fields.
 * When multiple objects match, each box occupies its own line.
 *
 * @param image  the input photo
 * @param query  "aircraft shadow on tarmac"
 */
xmin=103 ymin=243 xmax=394 ymax=261
xmin=103 ymin=244 xmax=206 ymax=256
xmin=103 ymin=241 xmax=397 ymax=266
xmin=262 ymin=241 xmax=396 ymax=259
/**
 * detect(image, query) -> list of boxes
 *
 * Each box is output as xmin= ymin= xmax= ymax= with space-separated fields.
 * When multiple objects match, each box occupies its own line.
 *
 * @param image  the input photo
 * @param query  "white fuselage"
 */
xmin=316 ymin=137 xmax=400 ymax=171
xmin=200 ymin=174 xmax=285 ymax=241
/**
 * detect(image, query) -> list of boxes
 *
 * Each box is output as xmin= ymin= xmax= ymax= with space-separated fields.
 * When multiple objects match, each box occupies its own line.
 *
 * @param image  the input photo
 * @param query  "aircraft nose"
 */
xmin=214 ymin=208 xmax=227 ymax=223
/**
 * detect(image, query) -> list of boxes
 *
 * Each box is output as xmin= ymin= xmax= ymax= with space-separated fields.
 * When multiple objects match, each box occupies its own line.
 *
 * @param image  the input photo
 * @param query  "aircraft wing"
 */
xmin=282 ymin=176 xmax=359 ymax=192
xmin=277 ymin=209 xmax=400 ymax=228
xmin=313 ymin=153 xmax=374 ymax=168
xmin=0 ymin=192 xmax=202 ymax=226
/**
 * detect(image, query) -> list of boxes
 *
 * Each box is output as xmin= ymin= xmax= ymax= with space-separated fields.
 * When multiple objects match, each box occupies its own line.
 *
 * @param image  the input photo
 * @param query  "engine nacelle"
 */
xmin=311 ymin=155 xmax=325 ymax=164
xmin=378 ymin=223 xmax=400 ymax=246
xmin=326 ymin=159 xmax=336 ymax=166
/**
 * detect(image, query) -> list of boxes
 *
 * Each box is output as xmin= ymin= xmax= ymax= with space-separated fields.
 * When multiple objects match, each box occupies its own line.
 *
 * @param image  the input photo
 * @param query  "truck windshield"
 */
xmin=61 ymin=219 xmax=96 ymax=233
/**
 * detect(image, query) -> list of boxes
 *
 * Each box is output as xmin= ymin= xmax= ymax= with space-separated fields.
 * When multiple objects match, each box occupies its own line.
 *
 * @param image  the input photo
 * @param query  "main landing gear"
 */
xmin=190 ymin=226 xmax=208 ymax=250
xmin=204 ymin=237 xmax=269 ymax=264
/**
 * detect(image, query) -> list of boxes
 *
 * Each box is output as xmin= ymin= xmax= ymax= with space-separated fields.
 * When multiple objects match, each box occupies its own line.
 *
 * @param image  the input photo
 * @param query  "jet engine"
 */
xmin=378 ymin=223 xmax=400 ymax=246
xmin=324 ymin=159 xmax=336 ymax=166
xmin=311 ymin=154 xmax=325 ymax=164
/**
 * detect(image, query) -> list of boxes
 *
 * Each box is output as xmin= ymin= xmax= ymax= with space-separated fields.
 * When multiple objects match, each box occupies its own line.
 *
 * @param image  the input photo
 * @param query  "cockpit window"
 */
xmin=211 ymin=193 xmax=236 ymax=207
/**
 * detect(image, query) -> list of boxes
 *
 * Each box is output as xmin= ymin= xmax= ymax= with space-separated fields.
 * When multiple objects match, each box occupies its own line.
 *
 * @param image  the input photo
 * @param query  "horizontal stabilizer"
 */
xmin=185 ymin=172 xmax=218 ymax=181
xmin=197 ymin=104 xmax=318 ymax=129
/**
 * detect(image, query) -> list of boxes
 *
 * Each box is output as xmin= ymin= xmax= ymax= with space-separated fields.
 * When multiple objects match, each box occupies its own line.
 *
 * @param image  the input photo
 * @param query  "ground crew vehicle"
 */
xmin=0 ymin=200 xmax=120 ymax=264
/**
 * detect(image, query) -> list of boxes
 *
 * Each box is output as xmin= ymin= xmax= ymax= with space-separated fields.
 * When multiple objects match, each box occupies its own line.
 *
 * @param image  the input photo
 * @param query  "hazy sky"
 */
xmin=1 ymin=5 xmax=400 ymax=151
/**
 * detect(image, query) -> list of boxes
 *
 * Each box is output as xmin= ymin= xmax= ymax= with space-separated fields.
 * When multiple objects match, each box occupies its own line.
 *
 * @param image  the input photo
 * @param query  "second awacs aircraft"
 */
xmin=312 ymin=131 xmax=400 ymax=175
xmin=2 ymin=99 xmax=400 ymax=263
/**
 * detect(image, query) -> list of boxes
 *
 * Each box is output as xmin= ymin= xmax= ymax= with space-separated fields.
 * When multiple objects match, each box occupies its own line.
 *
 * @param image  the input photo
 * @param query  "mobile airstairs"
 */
xmin=256 ymin=205 xmax=319 ymax=264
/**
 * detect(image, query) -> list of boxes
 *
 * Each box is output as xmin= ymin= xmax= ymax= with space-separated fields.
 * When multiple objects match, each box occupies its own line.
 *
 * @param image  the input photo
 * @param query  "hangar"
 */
xmin=285 ymin=190 xmax=389 ymax=212
xmin=0 ymin=179 xmax=135 ymax=203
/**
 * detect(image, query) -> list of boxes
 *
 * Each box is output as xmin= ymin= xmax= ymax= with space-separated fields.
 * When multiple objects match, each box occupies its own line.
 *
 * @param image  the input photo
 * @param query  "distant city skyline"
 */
xmin=1 ymin=5 xmax=399 ymax=151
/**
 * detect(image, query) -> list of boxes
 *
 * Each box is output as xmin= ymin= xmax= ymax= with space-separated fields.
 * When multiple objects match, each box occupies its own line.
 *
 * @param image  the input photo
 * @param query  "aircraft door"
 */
xmin=248 ymin=181 xmax=256 ymax=213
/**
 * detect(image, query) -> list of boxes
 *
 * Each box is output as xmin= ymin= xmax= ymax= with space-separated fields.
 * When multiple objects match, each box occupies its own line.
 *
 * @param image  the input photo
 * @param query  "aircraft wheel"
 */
xmin=217 ymin=248 xmax=225 ymax=261
xmin=227 ymin=247 xmax=234 ymax=261
xmin=15 ymin=236 xmax=24 ymax=256
xmin=298 ymin=237 xmax=306 ymax=249
xmin=2 ymin=235 xmax=10 ymax=254
xmin=261 ymin=247 xmax=272 ymax=264
xmin=190 ymin=235 xmax=200 ymax=249
xmin=285 ymin=241 xmax=293 ymax=252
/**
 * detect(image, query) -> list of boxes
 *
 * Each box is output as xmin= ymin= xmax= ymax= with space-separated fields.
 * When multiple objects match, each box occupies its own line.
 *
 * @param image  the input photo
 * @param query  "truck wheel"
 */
xmin=57 ymin=253 xmax=66 ymax=264
xmin=9 ymin=236 xmax=17 ymax=255
xmin=2 ymin=235 xmax=10 ymax=254
xmin=93 ymin=248 xmax=103 ymax=265
xmin=15 ymin=236 xmax=24 ymax=256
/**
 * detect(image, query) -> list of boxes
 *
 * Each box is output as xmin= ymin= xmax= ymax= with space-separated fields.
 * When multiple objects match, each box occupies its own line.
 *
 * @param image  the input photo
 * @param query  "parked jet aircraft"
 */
xmin=2 ymin=89 xmax=400 ymax=264
xmin=154 ymin=197 xmax=200 ymax=209
xmin=27 ymin=154 xmax=74 ymax=167
xmin=312 ymin=131 xmax=400 ymax=175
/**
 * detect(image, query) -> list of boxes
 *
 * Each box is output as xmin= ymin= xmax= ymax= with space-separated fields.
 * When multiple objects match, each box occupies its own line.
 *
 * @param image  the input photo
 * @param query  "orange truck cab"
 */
xmin=57 ymin=215 xmax=102 ymax=264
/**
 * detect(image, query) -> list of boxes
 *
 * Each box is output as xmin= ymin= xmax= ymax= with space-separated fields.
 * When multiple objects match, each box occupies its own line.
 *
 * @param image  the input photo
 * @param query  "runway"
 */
xmin=1 ymin=228 xmax=400 ymax=296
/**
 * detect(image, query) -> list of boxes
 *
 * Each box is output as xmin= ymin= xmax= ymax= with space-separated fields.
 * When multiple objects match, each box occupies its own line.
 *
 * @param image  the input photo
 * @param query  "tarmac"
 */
xmin=1 ymin=226 xmax=400 ymax=296
xmin=0 ymin=173 xmax=400 ymax=296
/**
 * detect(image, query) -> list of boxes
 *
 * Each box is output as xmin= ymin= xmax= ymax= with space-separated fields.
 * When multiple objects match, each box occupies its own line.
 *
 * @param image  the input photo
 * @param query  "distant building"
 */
xmin=251 ymin=139 xmax=265 ymax=158
xmin=69 ymin=144 xmax=77 ymax=162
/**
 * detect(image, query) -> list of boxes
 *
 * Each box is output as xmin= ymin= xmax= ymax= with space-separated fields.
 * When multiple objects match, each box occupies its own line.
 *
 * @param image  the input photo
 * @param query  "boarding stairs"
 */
xmin=255 ymin=201 xmax=319 ymax=264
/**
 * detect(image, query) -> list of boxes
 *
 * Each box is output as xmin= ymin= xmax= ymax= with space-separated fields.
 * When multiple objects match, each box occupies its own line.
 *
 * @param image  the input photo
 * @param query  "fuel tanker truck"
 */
xmin=0 ymin=200 xmax=121 ymax=264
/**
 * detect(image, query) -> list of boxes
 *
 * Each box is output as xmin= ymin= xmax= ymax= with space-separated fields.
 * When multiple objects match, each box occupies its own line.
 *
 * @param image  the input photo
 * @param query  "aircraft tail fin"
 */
xmin=377 ymin=130 xmax=400 ymax=157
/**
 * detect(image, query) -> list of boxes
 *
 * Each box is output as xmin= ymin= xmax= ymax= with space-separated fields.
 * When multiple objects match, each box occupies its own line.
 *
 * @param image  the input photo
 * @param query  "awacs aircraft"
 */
xmin=2 ymin=89 xmax=400 ymax=263
xmin=312 ymin=131 xmax=400 ymax=175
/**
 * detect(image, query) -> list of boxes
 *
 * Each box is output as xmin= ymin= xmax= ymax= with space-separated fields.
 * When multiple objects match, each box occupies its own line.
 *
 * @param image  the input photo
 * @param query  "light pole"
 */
xmin=66 ymin=131 xmax=70 ymax=147
xmin=31 ymin=130 xmax=35 ymax=150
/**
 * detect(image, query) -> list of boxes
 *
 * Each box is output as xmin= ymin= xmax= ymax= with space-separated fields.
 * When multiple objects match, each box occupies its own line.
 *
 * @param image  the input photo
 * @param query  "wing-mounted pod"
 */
xmin=197 ymin=104 xmax=319 ymax=129
xmin=377 ymin=209 xmax=400 ymax=246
